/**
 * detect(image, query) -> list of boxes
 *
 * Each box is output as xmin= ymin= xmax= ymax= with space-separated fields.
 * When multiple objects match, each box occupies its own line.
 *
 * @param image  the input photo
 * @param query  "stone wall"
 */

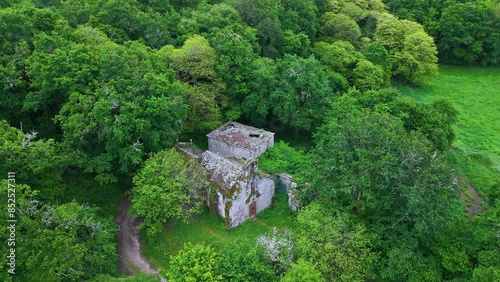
xmin=214 ymin=174 xmax=275 ymax=229
xmin=208 ymin=138 xmax=254 ymax=159
xmin=277 ymin=173 xmax=299 ymax=212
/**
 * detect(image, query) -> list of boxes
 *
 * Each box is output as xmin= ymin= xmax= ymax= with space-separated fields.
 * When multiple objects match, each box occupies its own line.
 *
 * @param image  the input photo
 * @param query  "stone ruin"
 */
xmin=178 ymin=122 xmax=276 ymax=229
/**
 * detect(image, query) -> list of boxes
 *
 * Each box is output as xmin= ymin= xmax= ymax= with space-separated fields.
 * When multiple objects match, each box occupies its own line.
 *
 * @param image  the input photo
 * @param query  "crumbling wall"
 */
xmin=277 ymin=173 xmax=299 ymax=212
xmin=254 ymin=176 xmax=275 ymax=214
xmin=216 ymin=174 xmax=275 ymax=229
xmin=208 ymin=138 xmax=253 ymax=159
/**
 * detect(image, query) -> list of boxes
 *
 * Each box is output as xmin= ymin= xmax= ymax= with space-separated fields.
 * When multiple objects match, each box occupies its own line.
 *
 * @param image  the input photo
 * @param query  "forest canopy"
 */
xmin=0 ymin=0 xmax=498 ymax=281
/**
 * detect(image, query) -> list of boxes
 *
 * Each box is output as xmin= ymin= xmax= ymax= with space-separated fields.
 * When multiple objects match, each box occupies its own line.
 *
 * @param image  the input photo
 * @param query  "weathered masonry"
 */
xmin=178 ymin=122 xmax=276 ymax=229
xmin=206 ymin=122 xmax=274 ymax=159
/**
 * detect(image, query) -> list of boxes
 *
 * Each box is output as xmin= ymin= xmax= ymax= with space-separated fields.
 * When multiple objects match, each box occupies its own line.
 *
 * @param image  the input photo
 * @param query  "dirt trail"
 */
xmin=115 ymin=197 xmax=166 ymax=282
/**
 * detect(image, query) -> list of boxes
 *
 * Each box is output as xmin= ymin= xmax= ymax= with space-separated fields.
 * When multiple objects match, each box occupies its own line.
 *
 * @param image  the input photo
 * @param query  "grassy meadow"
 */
xmin=396 ymin=65 xmax=500 ymax=203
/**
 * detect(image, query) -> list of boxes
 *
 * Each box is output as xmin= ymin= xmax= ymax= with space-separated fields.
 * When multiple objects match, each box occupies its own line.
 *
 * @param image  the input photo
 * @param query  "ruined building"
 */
xmin=178 ymin=122 xmax=276 ymax=229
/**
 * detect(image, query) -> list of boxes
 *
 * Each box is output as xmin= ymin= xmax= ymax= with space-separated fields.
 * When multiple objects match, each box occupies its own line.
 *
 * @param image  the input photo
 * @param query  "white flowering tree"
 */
xmin=256 ymin=227 xmax=294 ymax=275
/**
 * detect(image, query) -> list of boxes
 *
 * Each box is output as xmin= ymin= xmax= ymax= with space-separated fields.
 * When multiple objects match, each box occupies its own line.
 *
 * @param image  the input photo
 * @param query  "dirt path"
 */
xmin=115 ymin=197 xmax=166 ymax=282
xmin=465 ymin=181 xmax=484 ymax=216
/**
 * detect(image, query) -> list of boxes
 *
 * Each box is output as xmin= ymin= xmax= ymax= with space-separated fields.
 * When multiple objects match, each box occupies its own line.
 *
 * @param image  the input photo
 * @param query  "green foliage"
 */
xmin=439 ymin=1 xmax=500 ymax=66
xmin=314 ymin=40 xmax=363 ymax=79
xmin=309 ymin=96 xmax=465 ymax=281
xmin=385 ymin=0 xmax=500 ymax=66
xmin=160 ymin=35 xmax=225 ymax=132
xmin=49 ymin=31 xmax=187 ymax=180
xmin=131 ymin=148 xmax=209 ymax=236
xmin=319 ymin=12 xmax=361 ymax=45
xmin=281 ymin=30 xmax=311 ymax=56
xmin=363 ymin=41 xmax=390 ymax=68
xmin=280 ymin=259 xmax=325 ymax=282
xmin=394 ymin=30 xmax=438 ymax=85
xmin=311 ymin=96 xmax=461 ymax=228
xmin=259 ymin=141 xmax=310 ymax=183
xmin=379 ymin=235 xmax=443 ymax=282
xmin=209 ymin=25 xmax=259 ymax=118
xmin=295 ymin=203 xmax=375 ymax=281
xmin=0 ymin=120 xmax=77 ymax=200
xmin=374 ymin=13 xmax=438 ymax=85
xmin=231 ymin=0 xmax=283 ymax=58
xmin=398 ymin=98 xmax=458 ymax=151
xmin=278 ymin=0 xmax=318 ymax=40
xmin=270 ymin=55 xmax=337 ymax=131
xmin=0 ymin=182 xmax=118 ymax=282
xmin=241 ymin=57 xmax=278 ymax=126
xmin=352 ymin=59 xmax=386 ymax=91
xmin=215 ymin=243 xmax=276 ymax=281
xmin=160 ymin=243 xmax=221 ymax=282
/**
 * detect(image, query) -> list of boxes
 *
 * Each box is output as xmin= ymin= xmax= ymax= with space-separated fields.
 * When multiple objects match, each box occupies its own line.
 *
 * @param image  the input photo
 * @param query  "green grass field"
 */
xmin=141 ymin=193 xmax=295 ymax=269
xmin=396 ymin=65 xmax=500 ymax=203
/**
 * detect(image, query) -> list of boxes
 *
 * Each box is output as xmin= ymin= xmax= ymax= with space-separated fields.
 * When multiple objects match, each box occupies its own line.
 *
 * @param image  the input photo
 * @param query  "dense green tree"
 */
xmin=310 ymin=96 xmax=461 ymax=224
xmin=160 ymin=243 xmax=222 ymax=282
xmin=350 ymin=88 xmax=458 ymax=151
xmin=308 ymin=96 xmax=463 ymax=280
xmin=25 ymin=31 xmax=97 ymax=113
xmin=393 ymin=30 xmax=438 ymax=85
xmin=378 ymin=234 xmax=443 ymax=282
xmin=325 ymin=0 xmax=386 ymax=14
xmin=49 ymin=30 xmax=187 ymax=182
xmin=374 ymin=13 xmax=438 ymax=84
xmin=160 ymin=35 xmax=225 ymax=132
xmin=314 ymin=40 xmax=364 ymax=80
xmin=281 ymin=30 xmax=311 ymax=56
xmin=469 ymin=204 xmax=500 ymax=281
xmin=0 ymin=120 xmax=77 ymax=200
xmin=340 ymin=2 xmax=366 ymax=22
xmin=362 ymin=41 xmax=390 ymax=70
xmin=0 ymin=5 xmax=40 ymax=124
xmin=397 ymin=98 xmax=458 ymax=151
xmin=352 ymin=59 xmax=386 ymax=91
xmin=319 ymin=12 xmax=361 ymax=45
xmin=280 ymin=259 xmax=325 ymax=282
xmin=294 ymin=203 xmax=375 ymax=281
xmin=241 ymin=57 xmax=278 ymax=125
xmin=209 ymin=25 xmax=259 ymax=119
xmin=278 ymin=0 xmax=318 ymax=40
xmin=384 ymin=0 xmax=500 ymax=66
xmin=439 ymin=1 xmax=500 ymax=65
xmin=176 ymin=3 xmax=246 ymax=43
xmin=270 ymin=55 xmax=336 ymax=131
xmin=131 ymin=149 xmax=209 ymax=236
xmin=215 ymin=243 xmax=276 ymax=281
xmin=0 ymin=183 xmax=118 ymax=282
xmin=231 ymin=0 xmax=283 ymax=57
xmin=383 ymin=0 xmax=443 ymax=37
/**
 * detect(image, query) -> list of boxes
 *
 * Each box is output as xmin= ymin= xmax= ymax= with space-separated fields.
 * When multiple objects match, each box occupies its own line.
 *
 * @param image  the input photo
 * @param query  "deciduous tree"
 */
xmin=160 ymin=243 xmax=221 ymax=282
xmin=131 ymin=149 xmax=209 ymax=236
xmin=295 ymin=203 xmax=375 ymax=281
